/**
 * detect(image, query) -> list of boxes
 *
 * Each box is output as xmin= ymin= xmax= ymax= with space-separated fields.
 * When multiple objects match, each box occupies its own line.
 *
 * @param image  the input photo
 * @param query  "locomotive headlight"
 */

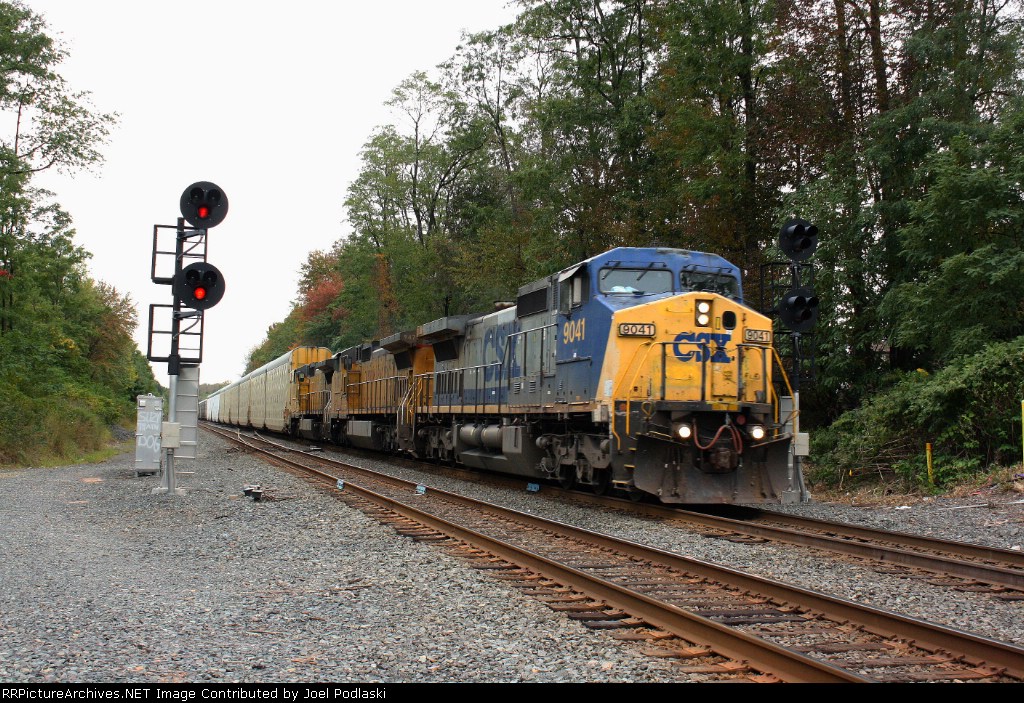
xmin=696 ymin=300 xmax=712 ymax=327
xmin=674 ymin=423 xmax=693 ymax=441
xmin=749 ymin=425 xmax=766 ymax=441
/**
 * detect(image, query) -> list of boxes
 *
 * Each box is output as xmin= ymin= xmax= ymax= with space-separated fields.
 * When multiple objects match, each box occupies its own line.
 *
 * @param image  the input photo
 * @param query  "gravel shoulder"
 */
xmin=0 ymin=434 xmax=675 ymax=683
xmin=2 ymin=431 xmax=1022 ymax=684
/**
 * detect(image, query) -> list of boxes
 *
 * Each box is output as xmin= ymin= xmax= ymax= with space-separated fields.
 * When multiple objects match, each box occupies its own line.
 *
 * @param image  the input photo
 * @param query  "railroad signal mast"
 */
xmin=758 ymin=218 xmax=819 ymax=502
xmin=775 ymin=218 xmax=820 ymax=390
xmin=146 ymin=182 xmax=229 ymax=496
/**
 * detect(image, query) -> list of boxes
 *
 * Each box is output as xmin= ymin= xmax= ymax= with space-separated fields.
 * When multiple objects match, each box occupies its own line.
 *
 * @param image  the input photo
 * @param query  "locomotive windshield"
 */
xmin=598 ymin=267 xmax=674 ymax=295
xmin=680 ymin=270 xmax=740 ymax=299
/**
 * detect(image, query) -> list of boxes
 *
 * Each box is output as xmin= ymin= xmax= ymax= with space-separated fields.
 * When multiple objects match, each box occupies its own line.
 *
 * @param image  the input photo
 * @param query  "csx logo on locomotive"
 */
xmin=672 ymin=331 xmax=732 ymax=363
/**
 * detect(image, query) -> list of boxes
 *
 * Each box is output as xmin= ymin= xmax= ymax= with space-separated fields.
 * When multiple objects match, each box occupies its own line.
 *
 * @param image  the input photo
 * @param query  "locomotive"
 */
xmin=201 ymin=247 xmax=809 ymax=504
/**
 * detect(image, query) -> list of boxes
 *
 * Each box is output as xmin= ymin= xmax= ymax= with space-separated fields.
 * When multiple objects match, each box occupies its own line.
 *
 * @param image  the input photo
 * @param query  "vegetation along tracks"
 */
xmin=205 ymin=424 xmax=1024 ymax=683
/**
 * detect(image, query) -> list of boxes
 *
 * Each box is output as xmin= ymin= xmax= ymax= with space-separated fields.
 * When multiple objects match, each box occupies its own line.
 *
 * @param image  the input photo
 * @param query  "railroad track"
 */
xmin=246 ymin=429 xmax=1024 ymax=597
xmin=691 ymin=506 xmax=1024 ymax=597
xmin=204 ymin=424 xmax=1024 ymax=683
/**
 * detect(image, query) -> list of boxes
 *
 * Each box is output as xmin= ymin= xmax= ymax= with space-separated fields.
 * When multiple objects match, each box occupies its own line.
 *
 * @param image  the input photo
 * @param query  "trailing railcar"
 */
xmin=202 ymin=347 xmax=331 ymax=433
xmin=202 ymin=248 xmax=808 ymax=505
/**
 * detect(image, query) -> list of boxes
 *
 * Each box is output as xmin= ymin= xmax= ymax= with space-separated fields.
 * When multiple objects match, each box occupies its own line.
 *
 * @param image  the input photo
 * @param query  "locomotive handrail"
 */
xmin=422 ymin=362 xmax=501 ymax=416
xmin=615 ymin=340 xmax=655 ymax=441
xmin=409 ymin=372 xmax=433 ymax=415
xmin=618 ymin=340 xmax=708 ymax=440
xmin=658 ymin=341 xmax=710 ymax=402
xmin=768 ymin=346 xmax=798 ymax=431
xmin=397 ymin=375 xmax=418 ymax=438
xmin=734 ymin=342 xmax=770 ymax=409
xmin=347 ymin=374 xmax=408 ymax=414
xmin=321 ymin=389 xmax=332 ymax=428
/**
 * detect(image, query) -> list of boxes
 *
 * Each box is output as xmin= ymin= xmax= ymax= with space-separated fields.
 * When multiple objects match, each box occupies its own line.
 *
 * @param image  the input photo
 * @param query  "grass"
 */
xmin=31 ymin=438 xmax=135 ymax=468
xmin=1 ymin=420 xmax=136 ymax=470
xmin=808 ymin=462 xmax=1024 ymax=506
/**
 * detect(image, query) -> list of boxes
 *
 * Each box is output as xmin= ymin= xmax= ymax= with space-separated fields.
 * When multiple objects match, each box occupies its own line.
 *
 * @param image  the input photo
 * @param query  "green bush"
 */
xmin=810 ymin=337 xmax=1024 ymax=489
xmin=0 ymin=375 xmax=126 ymax=467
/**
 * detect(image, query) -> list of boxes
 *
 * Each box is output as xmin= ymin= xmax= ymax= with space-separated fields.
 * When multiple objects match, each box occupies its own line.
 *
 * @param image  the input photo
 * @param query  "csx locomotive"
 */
xmin=201 ymin=247 xmax=809 ymax=504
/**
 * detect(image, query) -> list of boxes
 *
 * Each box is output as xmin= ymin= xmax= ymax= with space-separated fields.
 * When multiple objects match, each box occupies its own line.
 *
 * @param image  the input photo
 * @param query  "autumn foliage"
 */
xmin=301 ymin=272 xmax=345 ymax=322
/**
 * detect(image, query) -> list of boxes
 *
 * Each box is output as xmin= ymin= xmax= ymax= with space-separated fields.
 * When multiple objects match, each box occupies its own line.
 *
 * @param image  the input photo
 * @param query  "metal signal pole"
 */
xmin=153 ymin=217 xmax=187 ymax=496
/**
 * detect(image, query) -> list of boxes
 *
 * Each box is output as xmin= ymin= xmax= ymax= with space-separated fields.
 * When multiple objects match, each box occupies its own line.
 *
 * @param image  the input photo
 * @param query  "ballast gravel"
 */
xmin=1 ymin=431 xmax=1022 ymax=683
xmin=348 ymin=448 xmax=1024 ymax=649
xmin=0 ymin=435 xmax=675 ymax=683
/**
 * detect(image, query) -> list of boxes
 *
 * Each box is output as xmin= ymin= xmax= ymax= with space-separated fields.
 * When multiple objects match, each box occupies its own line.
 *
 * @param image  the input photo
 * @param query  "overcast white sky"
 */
xmin=26 ymin=0 xmax=519 ymax=386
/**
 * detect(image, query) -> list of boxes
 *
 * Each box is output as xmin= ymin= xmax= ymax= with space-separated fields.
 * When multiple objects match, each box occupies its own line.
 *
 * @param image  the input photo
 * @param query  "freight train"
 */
xmin=200 ymin=247 xmax=810 ymax=504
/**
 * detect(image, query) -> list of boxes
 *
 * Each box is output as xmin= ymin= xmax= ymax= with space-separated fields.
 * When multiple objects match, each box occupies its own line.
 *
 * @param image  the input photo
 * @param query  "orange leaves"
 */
xmin=300 ymin=272 xmax=344 ymax=322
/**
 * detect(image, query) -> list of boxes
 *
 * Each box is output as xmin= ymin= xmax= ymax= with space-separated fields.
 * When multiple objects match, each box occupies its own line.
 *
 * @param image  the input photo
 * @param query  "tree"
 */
xmin=0 ymin=2 xmax=131 ymax=466
xmin=1 ymin=1 xmax=116 ymax=333
xmin=883 ymin=100 xmax=1024 ymax=364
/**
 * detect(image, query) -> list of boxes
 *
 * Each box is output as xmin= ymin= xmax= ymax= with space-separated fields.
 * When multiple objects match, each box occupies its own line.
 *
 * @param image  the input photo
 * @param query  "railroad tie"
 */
xmin=640 ymin=646 xmax=714 ymax=659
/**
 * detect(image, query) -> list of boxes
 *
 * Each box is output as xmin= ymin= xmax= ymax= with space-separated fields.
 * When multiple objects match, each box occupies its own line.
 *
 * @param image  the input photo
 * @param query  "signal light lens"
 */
xmin=197 ymin=205 xmax=211 ymax=219
xmin=194 ymin=287 xmax=207 ymax=300
xmin=779 ymin=218 xmax=819 ymax=261
xmin=777 ymin=286 xmax=820 ymax=332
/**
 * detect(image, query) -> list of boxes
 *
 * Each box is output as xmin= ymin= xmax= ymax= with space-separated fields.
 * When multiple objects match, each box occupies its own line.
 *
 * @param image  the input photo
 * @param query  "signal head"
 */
xmin=180 ymin=181 xmax=229 ymax=229
xmin=779 ymin=218 xmax=818 ymax=261
xmin=777 ymin=286 xmax=819 ymax=333
xmin=173 ymin=261 xmax=225 ymax=310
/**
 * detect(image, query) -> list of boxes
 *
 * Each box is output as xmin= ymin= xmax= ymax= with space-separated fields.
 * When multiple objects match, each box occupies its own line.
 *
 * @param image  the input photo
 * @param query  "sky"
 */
xmin=26 ymin=0 xmax=520 ymax=386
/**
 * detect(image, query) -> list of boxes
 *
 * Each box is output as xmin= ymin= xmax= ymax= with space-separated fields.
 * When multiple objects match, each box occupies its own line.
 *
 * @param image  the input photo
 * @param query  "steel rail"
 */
xmin=336 ymin=438 xmax=1024 ymax=591
xmin=215 ymin=427 xmax=867 ymax=683
xmin=742 ymin=506 xmax=1024 ymax=568
xmin=661 ymin=507 xmax=1024 ymax=591
xmin=247 ymin=425 xmax=1024 ymax=591
xmin=313 ymin=433 xmax=1024 ymax=593
xmin=209 ymin=425 xmax=1024 ymax=681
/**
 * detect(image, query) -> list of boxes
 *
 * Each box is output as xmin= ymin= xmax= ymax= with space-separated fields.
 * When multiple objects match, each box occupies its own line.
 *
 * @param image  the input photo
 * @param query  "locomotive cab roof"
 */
xmin=557 ymin=247 xmax=743 ymax=307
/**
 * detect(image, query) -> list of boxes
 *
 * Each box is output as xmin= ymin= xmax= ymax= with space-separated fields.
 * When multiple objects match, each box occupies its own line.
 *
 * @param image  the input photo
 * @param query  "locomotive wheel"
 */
xmin=591 ymin=469 xmax=610 ymax=495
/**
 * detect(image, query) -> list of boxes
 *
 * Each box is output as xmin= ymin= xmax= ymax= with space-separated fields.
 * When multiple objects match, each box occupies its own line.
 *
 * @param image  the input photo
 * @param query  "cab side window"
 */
xmin=559 ymin=272 xmax=587 ymax=314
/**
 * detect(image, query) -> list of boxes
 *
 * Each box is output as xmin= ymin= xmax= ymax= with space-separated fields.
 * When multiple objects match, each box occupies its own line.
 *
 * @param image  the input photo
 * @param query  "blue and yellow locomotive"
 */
xmin=203 ymin=247 xmax=809 ymax=505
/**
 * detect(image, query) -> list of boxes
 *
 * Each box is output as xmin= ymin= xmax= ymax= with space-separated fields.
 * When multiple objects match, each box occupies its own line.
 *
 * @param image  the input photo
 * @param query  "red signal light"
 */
xmin=173 ymin=261 xmax=224 ymax=310
xmin=197 ymin=205 xmax=211 ymax=219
